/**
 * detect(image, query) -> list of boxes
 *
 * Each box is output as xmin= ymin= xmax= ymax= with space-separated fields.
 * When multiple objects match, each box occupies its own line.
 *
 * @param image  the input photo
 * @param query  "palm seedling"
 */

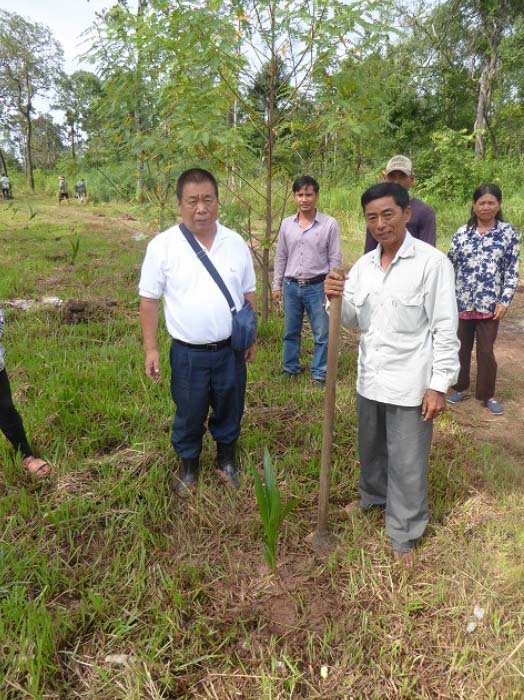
xmin=249 ymin=448 xmax=301 ymax=571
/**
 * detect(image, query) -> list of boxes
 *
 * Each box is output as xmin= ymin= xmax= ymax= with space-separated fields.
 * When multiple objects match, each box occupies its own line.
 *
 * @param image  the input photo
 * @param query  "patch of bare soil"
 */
xmin=61 ymin=299 xmax=118 ymax=324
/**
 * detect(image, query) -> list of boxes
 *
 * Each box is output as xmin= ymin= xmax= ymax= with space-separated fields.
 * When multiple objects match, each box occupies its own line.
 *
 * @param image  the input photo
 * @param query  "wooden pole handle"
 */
xmin=317 ymin=267 xmax=345 ymax=534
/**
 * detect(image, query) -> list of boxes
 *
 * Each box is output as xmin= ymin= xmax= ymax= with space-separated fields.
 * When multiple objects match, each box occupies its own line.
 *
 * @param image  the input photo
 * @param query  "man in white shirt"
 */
xmin=325 ymin=182 xmax=459 ymax=565
xmin=139 ymin=168 xmax=257 ymax=495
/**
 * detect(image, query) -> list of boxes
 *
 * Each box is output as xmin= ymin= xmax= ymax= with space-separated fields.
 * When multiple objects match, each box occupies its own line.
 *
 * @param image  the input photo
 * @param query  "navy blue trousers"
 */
xmin=169 ymin=342 xmax=247 ymax=459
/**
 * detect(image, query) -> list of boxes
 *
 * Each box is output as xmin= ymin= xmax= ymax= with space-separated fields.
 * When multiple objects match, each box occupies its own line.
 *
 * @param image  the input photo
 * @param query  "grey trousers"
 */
xmin=357 ymin=393 xmax=433 ymax=552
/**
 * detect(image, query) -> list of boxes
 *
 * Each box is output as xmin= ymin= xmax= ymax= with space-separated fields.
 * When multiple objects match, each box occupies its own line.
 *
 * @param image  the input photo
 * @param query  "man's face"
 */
xmin=294 ymin=185 xmax=319 ymax=214
xmin=178 ymin=180 xmax=219 ymax=236
xmin=384 ymin=170 xmax=413 ymax=190
xmin=364 ymin=196 xmax=411 ymax=250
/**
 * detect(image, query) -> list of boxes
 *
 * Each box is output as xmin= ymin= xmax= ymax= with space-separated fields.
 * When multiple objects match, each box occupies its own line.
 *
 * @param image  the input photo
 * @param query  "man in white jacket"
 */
xmin=325 ymin=182 xmax=459 ymax=565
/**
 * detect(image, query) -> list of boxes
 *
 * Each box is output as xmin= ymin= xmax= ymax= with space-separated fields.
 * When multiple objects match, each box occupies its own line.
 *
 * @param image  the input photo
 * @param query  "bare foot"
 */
xmin=22 ymin=456 xmax=51 ymax=478
xmin=393 ymin=550 xmax=415 ymax=569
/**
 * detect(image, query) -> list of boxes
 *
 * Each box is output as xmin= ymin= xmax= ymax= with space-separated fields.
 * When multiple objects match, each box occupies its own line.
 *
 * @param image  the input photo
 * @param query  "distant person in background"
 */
xmin=0 ymin=308 xmax=51 ymax=478
xmin=272 ymin=175 xmax=342 ymax=386
xmin=1 ymin=174 xmax=11 ymax=199
xmin=364 ymin=155 xmax=436 ymax=253
xmin=75 ymin=179 xmax=87 ymax=202
xmin=447 ymin=183 xmax=520 ymax=415
xmin=57 ymin=175 xmax=69 ymax=204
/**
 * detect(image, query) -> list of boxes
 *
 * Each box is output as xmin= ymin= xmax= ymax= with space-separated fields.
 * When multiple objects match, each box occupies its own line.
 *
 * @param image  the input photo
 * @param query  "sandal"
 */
xmin=22 ymin=456 xmax=51 ymax=478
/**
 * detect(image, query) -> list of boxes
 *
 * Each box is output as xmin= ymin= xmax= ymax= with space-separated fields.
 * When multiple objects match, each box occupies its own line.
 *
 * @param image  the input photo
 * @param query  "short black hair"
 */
xmin=361 ymin=182 xmax=410 ymax=212
xmin=292 ymin=175 xmax=319 ymax=193
xmin=176 ymin=168 xmax=219 ymax=201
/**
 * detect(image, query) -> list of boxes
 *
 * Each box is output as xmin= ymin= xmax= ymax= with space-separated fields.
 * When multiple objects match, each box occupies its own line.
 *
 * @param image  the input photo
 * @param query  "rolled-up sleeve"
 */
xmin=423 ymin=257 xmax=460 ymax=393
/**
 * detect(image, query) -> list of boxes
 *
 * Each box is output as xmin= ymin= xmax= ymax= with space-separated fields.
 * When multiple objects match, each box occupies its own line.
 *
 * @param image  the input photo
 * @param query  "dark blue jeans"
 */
xmin=282 ymin=279 xmax=328 ymax=380
xmin=169 ymin=342 xmax=247 ymax=459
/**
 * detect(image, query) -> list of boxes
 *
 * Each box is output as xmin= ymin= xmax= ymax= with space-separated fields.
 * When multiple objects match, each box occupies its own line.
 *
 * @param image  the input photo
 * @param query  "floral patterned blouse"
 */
xmin=447 ymin=220 xmax=520 ymax=315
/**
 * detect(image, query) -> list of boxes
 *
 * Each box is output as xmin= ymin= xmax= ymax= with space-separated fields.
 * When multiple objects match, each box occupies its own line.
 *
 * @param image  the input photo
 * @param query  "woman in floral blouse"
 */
xmin=447 ymin=183 xmax=520 ymax=415
xmin=0 ymin=307 xmax=51 ymax=477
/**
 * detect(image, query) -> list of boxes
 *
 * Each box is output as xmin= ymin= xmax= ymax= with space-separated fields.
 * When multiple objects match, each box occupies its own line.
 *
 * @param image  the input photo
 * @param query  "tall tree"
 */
xmin=0 ymin=10 xmax=63 ymax=189
xmin=86 ymin=0 xmax=234 ymax=204
xmin=209 ymin=0 xmax=387 ymax=319
xmin=54 ymin=70 xmax=102 ymax=160
xmin=30 ymin=114 xmax=67 ymax=170
xmin=395 ymin=0 xmax=522 ymax=159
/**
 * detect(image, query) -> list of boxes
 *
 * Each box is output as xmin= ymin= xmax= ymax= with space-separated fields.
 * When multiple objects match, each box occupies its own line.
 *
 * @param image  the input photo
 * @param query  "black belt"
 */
xmin=286 ymin=274 xmax=326 ymax=286
xmin=173 ymin=338 xmax=231 ymax=351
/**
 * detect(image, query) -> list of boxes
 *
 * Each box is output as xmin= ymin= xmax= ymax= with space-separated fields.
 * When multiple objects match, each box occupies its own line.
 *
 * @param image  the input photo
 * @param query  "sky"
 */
xmin=1 ymin=0 xmax=115 ymax=72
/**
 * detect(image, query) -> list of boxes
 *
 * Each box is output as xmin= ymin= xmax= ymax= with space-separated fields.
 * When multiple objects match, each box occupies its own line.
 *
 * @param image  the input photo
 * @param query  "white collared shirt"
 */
xmin=139 ymin=222 xmax=256 ymax=344
xmin=340 ymin=232 xmax=459 ymax=406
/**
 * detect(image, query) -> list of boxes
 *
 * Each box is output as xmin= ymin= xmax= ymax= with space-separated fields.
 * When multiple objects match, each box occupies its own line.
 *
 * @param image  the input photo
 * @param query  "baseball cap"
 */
xmin=385 ymin=155 xmax=413 ymax=176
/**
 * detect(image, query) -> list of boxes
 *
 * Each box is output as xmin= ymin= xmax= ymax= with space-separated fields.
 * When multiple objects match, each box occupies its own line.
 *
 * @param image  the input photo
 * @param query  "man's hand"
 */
xmin=324 ymin=270 xmax=345 ymax=299
xmin=244 ymin=339 xmax=257 ymax=363
xmin=145 ymin=349 xmax=161 ymax=381
xmin=493 ymin=303 xmax=507 ymax=321
xmin=272 ymin=289 xmax=282 ymax=305
xmin=421 ymin=389 xmax=445 ymax=422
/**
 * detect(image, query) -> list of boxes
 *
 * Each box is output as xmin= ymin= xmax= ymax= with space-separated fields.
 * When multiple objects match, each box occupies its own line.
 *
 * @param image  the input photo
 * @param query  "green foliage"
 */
xmin=69 ymin=235 xmax=81 ymax=265
xmin=249 ymin=448 xmax=301 ymax=570
xmin=417 ymin=128 xmax=476 ymax=201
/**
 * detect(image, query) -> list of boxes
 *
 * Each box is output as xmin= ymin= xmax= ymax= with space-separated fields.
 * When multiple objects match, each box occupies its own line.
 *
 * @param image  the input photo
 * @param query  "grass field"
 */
xmin=0 ymin=193 xmax=523 ymax=699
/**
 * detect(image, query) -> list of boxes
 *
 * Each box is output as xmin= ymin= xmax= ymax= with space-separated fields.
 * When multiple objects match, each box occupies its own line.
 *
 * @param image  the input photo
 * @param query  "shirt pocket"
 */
xmin=390 ymin=293 xmax=425 ymax=334
xmin=354 ymin=292 xmax=371 ymax=331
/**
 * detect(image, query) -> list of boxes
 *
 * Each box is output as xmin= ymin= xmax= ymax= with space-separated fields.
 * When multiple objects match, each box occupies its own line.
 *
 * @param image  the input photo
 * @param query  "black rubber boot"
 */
xmin=215 ymin=442 xmax=240 ymax=489
xmin=172 ymin=458 xmax=199 ymax=497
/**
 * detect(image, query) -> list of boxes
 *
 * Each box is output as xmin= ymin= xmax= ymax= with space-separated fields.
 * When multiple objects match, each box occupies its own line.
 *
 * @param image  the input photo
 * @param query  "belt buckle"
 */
xmin=298 ymin=279 xmax=307 ymax=286
xmin=209 ymin=342 xmax=218 ymax=351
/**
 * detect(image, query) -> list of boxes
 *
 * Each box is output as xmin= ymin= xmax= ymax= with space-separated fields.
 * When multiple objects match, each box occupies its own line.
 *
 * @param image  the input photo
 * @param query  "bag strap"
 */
xmin=179 ymin=223 xmax=237 ymax=314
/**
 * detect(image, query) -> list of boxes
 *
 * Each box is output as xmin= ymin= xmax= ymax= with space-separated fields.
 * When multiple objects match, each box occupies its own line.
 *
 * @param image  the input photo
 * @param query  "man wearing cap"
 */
xmin=272 ymin=175 xmax=342 ymax=386
xmin=57 ymin=176 xmax=69 ymax=205
xmin=364 ymin=155 xmax=436 ymax=253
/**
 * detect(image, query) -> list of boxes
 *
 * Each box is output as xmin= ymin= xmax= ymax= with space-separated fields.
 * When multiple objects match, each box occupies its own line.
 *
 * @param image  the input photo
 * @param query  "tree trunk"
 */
xmin=474 ymin=25 xmax=499 ymax=159
xmin=71 ymin=122 xmax=76 ymax=161
xmin=25 ymin=116 xmax=35 ymax=190
xmin=261 ymin=16 xmax=278 ymax=324
xmin=0 ymin=148 xmax=7 ymax=177
xmin=136 ymin=153 xmax=145 ymax=202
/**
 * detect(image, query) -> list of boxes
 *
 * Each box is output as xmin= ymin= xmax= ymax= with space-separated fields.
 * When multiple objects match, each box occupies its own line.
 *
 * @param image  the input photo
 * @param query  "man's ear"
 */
xmin=404 ymin=205 xmax=412 ymax=224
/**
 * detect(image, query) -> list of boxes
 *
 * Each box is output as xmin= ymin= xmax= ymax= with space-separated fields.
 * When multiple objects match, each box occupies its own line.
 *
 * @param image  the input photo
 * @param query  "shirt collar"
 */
xmin=293 ymin=210 xmax=319 ymax=226
xmin=371 ymin=230 xmax=414 ymax=268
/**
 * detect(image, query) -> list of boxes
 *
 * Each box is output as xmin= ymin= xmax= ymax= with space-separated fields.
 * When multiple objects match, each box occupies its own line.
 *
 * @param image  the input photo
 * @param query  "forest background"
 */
xmin=2 ymin=0 xmax=524 ymax=317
